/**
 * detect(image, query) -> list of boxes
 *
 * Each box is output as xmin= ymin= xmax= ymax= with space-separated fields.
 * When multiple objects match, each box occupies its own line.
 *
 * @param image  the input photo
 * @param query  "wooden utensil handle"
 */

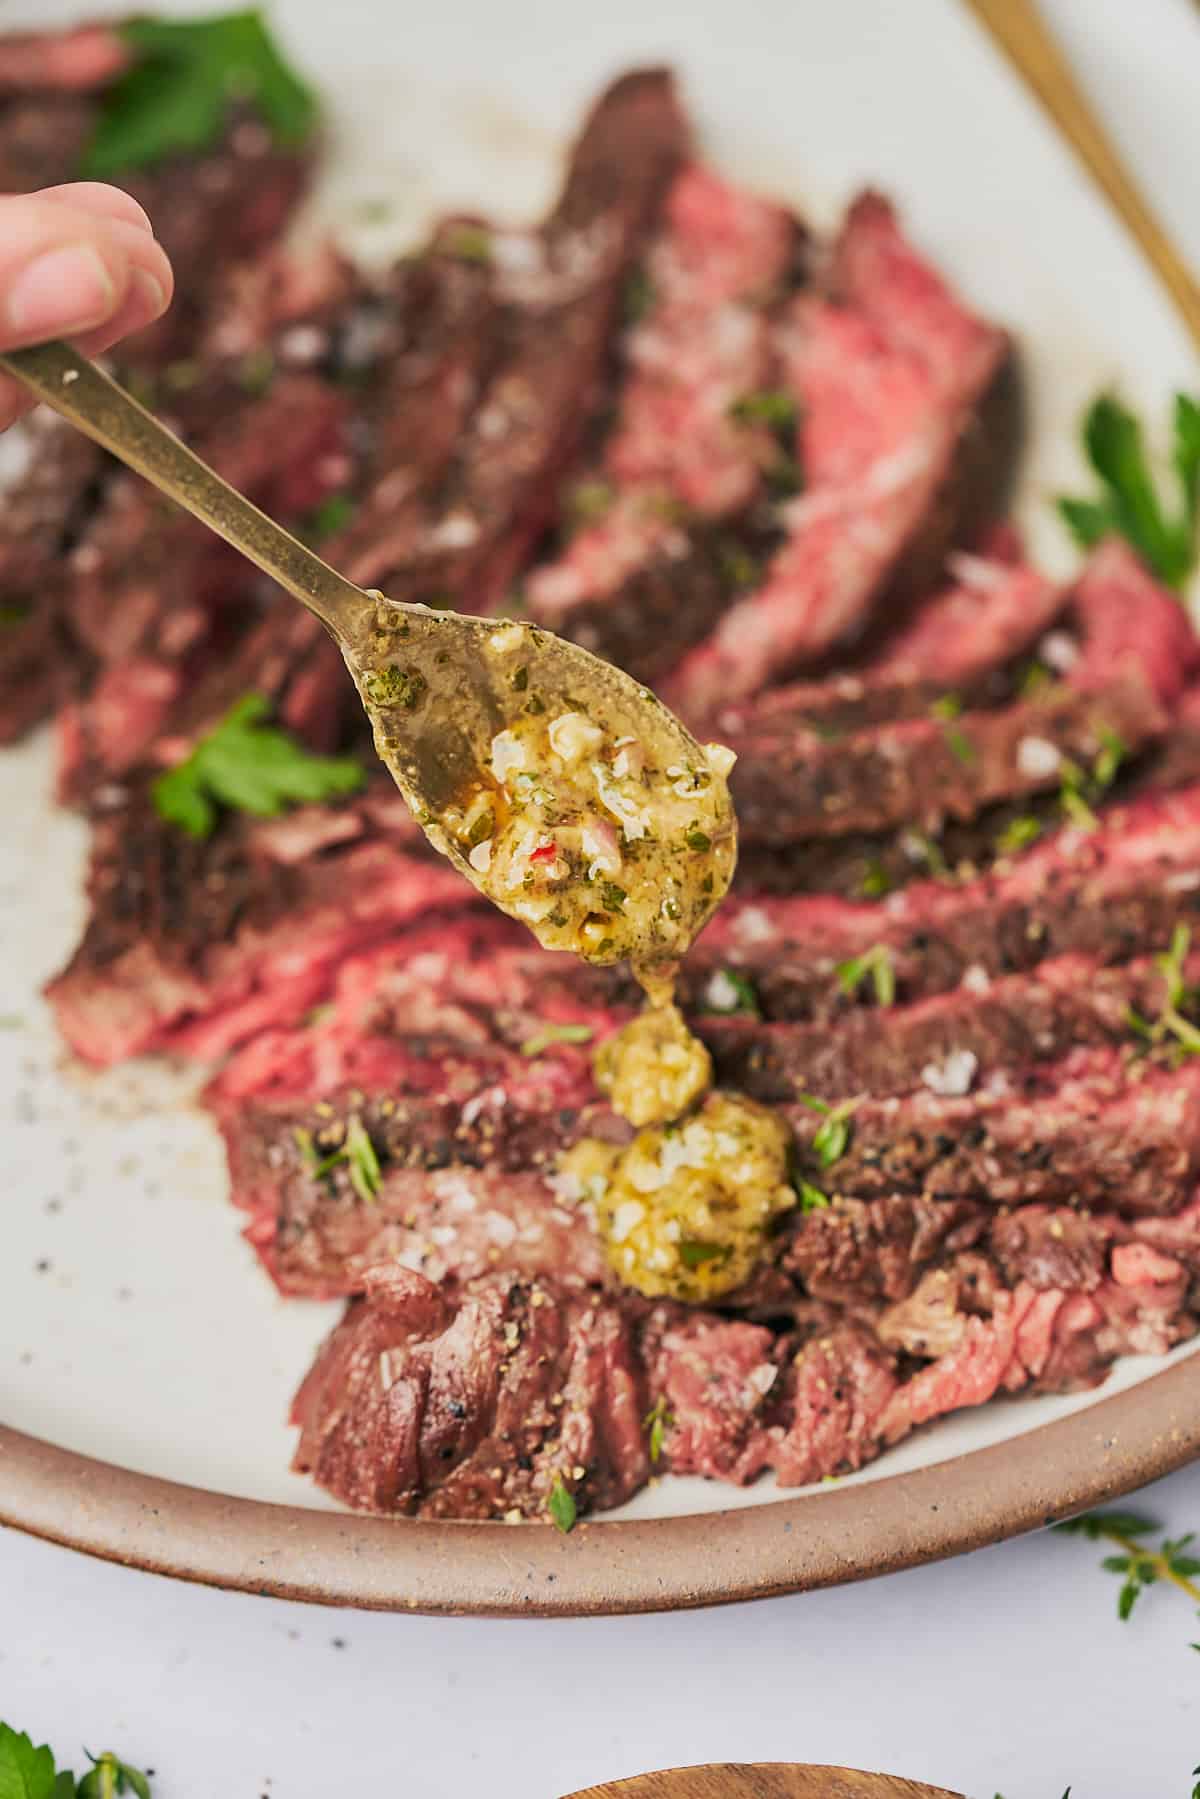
xmin=0 ymin=337 xmax=365 ymax=633
xmin=964 ymin=0 xmax=1200 ymax=349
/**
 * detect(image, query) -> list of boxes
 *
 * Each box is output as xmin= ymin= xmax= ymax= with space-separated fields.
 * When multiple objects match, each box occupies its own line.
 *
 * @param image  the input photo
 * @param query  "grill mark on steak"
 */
xmin=727 ymin=673 xmax=1164 ymax=846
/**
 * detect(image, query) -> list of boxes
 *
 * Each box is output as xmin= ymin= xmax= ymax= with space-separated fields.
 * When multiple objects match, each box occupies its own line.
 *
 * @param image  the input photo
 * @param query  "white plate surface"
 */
xmin=3 ymin=0 xmax=1198 ymax=1523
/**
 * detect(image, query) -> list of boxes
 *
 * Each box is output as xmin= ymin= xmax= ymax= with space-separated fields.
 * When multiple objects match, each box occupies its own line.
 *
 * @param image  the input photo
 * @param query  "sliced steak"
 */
xmin=360 ymin=69 xmax=689 ymax=613
xmin=638 ymin=1307 xmax=782 ymax=1483
xmin=781 ymin=1193 xmax=989 ymax=1309
xmin=787 ymin=1049 xmax=1200 ymax=1215
xmin=1069 ymin=536 xmax=1200 ymax=707
xmin=688 ymin=781 xmax=1200 ymax=1022
xmin=662 ymin=194 xmax=1013 ymax=714
xmin=45 ymin=788 xmax=475 ymax=1067
xmin=526 ymin=163 xmax=800 ymax=676
xmin=704 ymin=950 xmax=1193 ymax=1103
xmin=727 ymin=673 xmax=1164 ymax=846
xmin=291 ymin=1267 xmax=648 ymax=1519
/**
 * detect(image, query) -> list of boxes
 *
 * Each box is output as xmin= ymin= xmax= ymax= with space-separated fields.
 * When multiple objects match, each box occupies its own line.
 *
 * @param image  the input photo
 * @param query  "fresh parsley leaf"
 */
xmin=600 ymin=882 xmax=627 ymax=914
xmin=520 ymin=1022 xmax=594 ymax=1058
xmin=0 ymin=1724 xmax=67 ymax=1799
xmin=547 ymin=1474 xmax=577 ymax=1534
xmin=1057 ymin=390 xmax=1200 ymax=587
xmin=152 ymin=694 xmax=364 ymax=837
xmin=83 ymin=11 xmax=318 ymax=179
xmin=835 ymin=943 xmax=896 ymax=1008
xmin=78 ymin=1752 xmax=152 ymax=1799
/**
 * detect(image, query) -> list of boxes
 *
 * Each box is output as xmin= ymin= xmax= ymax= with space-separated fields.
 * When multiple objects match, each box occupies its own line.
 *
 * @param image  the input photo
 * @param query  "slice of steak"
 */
xmin=767 ymin=1324 xmax=901 ymax=1486
xmin=712 ymin=549 xmax=1062 ymax=740
xmin=727 ymin=673 xmax=1163 ymax=846
xmin=45 ymin=787 xmax=476 ymax=1067
xmin=787 ymin=1049 xmax=1200 ymax=1215
xmin=638 ymin=1306 xmax=782 ymax=1483
xmin=689 ymin=782 xmax=1200 ymax=1023
xmin=703 ymin=950 xmax=1193 ymax=1104
xmin=1069 ymin=536 xmax=1200 ymax=707
xmin=526 ymin=163 xmax=800 ymax=676
xmin=780 ymin=1193 xmax=990 ymax=1309
xmin=0 ymin=412 xmax=107 ymax=743
xmin=360 ymin=69 xmax=689 ymax=614
xmin=0 ymin=22 xmax=127 ymax=91
xmin=291 ymin=1268 xmax=648 ymax=1519
xmin=662 ymin=194 xmax=1013 ymax=714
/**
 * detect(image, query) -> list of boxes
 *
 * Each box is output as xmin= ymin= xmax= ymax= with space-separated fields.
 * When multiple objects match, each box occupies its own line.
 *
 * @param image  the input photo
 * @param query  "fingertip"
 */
xmin=39 ymin=181 xmax=155 ymax=237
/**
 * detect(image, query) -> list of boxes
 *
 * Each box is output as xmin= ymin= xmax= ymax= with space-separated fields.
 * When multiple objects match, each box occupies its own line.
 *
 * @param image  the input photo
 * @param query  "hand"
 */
xmin=0 ymin=181 xmax=174 ymax=430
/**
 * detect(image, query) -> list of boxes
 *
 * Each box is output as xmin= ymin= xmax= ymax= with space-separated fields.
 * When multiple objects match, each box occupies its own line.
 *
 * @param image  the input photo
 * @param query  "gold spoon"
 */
xmin=0 ymin=338 xmax=736 ymax=969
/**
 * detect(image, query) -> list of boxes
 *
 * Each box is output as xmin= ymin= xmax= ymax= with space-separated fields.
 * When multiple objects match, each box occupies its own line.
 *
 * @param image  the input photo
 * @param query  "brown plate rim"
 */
xmin=1 ymin=1351 xmax=1197 ymax=1616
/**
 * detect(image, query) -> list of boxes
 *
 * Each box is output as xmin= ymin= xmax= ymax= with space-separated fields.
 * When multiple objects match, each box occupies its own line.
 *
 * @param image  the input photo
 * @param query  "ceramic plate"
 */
xmin=2 ymin=0 xmax=1199 ymax=1616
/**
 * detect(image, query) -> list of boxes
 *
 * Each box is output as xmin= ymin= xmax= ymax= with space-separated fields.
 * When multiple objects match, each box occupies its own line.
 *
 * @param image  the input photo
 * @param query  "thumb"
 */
xmin=0 ymin=188 xmax=173 ymax=428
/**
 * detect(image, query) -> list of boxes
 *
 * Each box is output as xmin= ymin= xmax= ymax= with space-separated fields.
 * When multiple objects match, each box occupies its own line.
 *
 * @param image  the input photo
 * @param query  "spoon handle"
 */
xmin=0 ymin=338 xmax=367 ymax=636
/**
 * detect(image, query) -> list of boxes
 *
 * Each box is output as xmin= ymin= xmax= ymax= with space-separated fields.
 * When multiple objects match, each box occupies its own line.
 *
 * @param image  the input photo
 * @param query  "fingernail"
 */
xmin=6 ymin=243 xmax=116 ymax=337
xmin=132 ymin=267 xmax=167 ymax=318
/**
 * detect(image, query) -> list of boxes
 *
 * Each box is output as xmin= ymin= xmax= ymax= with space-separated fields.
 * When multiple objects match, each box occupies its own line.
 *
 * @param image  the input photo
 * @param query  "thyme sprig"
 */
xmin=1054 ymin=1508 xmax=1200 ymax=1627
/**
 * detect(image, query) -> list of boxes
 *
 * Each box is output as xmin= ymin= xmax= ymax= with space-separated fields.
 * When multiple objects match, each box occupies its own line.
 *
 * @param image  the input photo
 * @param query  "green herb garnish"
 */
xmin=600 ymin=882 xmax=627 ymax=914
xmin=944 ymin=723 xmax=976 ymax=765
xmin=78 ymin=1752 xmax=152 ymax=1799
xmin=795 ymin=1180 xmax=830 ymax=1213
xmin=834 ymin=943 xmax=896 ymax=1008
xmin=995 ymin=815 xmax=1042 ymax=856
xmin=441 ymin=223 xmax=492 ymax=264
xmin=521 ymin=1022 xmax=595 ymax=1058
xmin=302 ymin=492 xmax=356 ymax=543
xmin=860 ymin=858 xmax=893 ymax=898
xmin=796 ymin=1094 xmax=858 ymax=1168
xmin=547 ymin=1474 xmax=577 ymax=1534
xmin=685 ymin=827 xmax=712 ymax=852
xmin=1058 ymin=758 xmax=1100 ymax=832
xmin=1054 ymin=1509 xmax=1200 ymax=1628
xmin=1093 ymin=726 xmax=1127 ymax=790
xmin=1057 ymin=391 xmax=1200 ymax=588
xmin=0 ymin=599 xmax=30 ymax=627
xmin=82 ymin=10 xmax=318 ymax=179
xmin=644 ymin=1397 xmax=672 ymax=1465
xmin=701 ymin=969 xmax=760 ymax=1017
xmin=344 ymin=1114 xmax=382 ymax=1204
xmin=729 ymin=389 xmax=797 ymax=430
xmin=151 ymin=694 xmax=363 ymax=837
xmin=568 ymin=480 xmax=616 ymax=527
xmin=623 ymin=268 xmax=654 ymax=324
xmin=0 ymin=1723 xmax=152 ymax=1799
xmin=236 ymin=346 xmax=275 ymax=396
xmin=930 ymin=692 xmax=963 ymax=720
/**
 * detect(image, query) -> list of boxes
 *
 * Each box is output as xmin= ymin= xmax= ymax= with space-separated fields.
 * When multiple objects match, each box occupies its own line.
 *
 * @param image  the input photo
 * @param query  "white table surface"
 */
xmin=3 ymin=2 xmax=1200 ymax=1794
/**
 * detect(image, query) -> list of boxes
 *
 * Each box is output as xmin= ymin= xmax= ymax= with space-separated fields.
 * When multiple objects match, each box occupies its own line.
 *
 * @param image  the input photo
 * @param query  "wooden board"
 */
xmin=564 ymin=1763 xmax=963 ymax=1799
